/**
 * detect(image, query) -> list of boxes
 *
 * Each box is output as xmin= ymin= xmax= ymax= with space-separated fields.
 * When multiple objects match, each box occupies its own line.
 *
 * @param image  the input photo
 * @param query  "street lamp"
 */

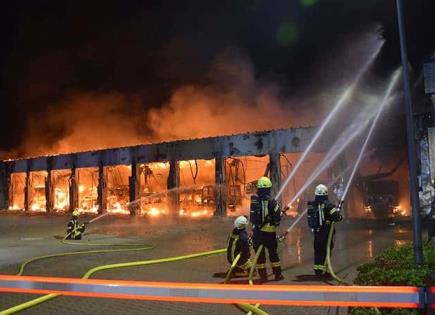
xmin=395 ymin=0 xmax=423 ymax=265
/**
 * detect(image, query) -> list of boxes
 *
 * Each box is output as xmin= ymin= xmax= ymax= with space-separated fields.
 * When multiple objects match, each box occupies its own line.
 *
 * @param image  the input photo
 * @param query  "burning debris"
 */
xmin=52 ymin=170 xmax=70 ymax=212
xmin=77 ymin=168 xmax=99 ymax=214
xmin=2 ymin=125 xmax=410 ymax=220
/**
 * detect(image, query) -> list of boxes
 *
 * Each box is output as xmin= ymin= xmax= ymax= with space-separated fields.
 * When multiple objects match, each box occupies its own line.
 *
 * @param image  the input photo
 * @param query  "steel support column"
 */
xmin=167 ymin=159 xmax=180 ymax=216
xmin=45 ymin=157 xmax=54 ymax=212
xmin=45 ymin=169 xmax=53 ymax=213
xmin=97 ymin=163 xmax=107 ymax=214
xmin=0 ymin=163 xmax=9 ymax=210
xmin=69 ymin=166 xmax=78 ymax=212
xmin=214 ymin=156 xmax=226 ymax=216
xmin=269 ymin=153 xmax=281 ymax=205
xmin=129 ymin=162 xmax=140 ymax=215
xmin=24 ymin=169 xmax=30 ymax=212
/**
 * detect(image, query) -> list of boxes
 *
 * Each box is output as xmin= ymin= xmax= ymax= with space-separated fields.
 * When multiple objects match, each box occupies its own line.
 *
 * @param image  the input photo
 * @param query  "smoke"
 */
xmin=16 ymin=92 xmax=146 ymax=157
xmin=147 ymin=48 xmax=316 ymax=142
xmin=147 ymin=29 xmax=385 ymax=142
xmin=6 ymin=29 xmax=385 ymax=159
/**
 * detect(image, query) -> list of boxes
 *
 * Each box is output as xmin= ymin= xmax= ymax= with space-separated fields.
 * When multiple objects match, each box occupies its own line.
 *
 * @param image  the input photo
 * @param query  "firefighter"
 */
xmin=307 ymin=184 xmax=342 ymax=277
xmin=66 ymin=210 xmax=87 ymax=240
xmin=227 ymin=216 xmax=252 ymax=277
xmin=249 ymin=176 xmax=283 ymax=282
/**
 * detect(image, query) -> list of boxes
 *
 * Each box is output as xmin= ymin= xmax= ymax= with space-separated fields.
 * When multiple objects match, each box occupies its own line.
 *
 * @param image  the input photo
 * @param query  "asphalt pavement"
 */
xmin=0 ymin=212 xmax=413 ymax=314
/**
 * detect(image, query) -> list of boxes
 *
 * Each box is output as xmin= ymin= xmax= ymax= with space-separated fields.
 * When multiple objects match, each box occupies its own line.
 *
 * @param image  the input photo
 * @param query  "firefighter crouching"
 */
xmin=307 ymin=184 xmax=342 ymax=277
xmin=66 ymin=210 xmax=87 ymax=240
xmin=227 ymin=216 xmax=253 ymax=277
xmin=249 ymin=176 xmax=283 ymax=282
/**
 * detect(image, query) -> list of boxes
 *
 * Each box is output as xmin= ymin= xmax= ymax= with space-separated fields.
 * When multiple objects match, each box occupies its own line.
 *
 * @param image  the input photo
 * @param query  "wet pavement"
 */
xmin=0 ymin=213 xmax=413 ymax=314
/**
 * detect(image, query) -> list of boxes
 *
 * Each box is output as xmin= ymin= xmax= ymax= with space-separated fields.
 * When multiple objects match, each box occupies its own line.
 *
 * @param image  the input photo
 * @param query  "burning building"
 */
xmin=0 ymin=127 xmax=336 ymax=217
xmin=0 ymin=127 xmax=410 ymax=218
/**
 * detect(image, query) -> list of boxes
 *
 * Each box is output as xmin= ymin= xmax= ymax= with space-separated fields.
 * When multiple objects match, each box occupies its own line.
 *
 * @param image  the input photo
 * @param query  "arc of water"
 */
xmin=276 ymin=41 xmax=384 ymax=200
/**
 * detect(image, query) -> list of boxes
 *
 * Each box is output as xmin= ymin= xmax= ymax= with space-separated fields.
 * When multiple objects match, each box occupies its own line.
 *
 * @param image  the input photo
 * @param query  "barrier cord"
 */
xmin=0 ymin=225 xmax=230 ymax=315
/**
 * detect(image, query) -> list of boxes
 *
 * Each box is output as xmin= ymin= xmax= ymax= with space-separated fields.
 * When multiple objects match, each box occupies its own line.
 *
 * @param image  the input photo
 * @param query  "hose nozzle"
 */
xmin=337 ymin=199 xmax=344 ymax=211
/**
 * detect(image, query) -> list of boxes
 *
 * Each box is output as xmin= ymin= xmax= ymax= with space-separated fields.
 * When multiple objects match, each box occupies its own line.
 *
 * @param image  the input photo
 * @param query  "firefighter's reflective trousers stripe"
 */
xmin=253 ymin=230 xmax=281 ymax=278
xmin=313 ymin=223 xmax=335 ymax=273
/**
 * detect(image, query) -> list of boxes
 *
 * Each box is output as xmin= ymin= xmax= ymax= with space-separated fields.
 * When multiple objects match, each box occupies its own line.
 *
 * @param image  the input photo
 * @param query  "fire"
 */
xmin=78 ymin=205 xmax=99 ymax=214
xmin=283 ymin=199 xmax=299 ymax=218
xmin=179 ymin=160 xmax=195 ymax=168
xmin=8 ymin=204 xmax=21 ymax=210
xmin=151 ymin=162 xmax=169 ymax=169
xmin=141 ymin=206 xmax=167 ymax=217
xmin=179 ymin=208 xmax=211 ymax=218
xmin=108 ymin=202 xmax=130 ymax=215
xmin=190 ymin=209 xmax=209 ymax=217
xmin=148 ymin=207 xmax=160 ymax=216
xmin=30 ymin=203 xmax=45 ymax=212
xmin=54 ymin=188 xmax=68 ymax=211
xmin=194 ymin=195 xmax=202 ymax=204
xmin=285 ymin=210 xmax=298 ymax=218
xmin=392 ymin=205 xmax=407 ymax=217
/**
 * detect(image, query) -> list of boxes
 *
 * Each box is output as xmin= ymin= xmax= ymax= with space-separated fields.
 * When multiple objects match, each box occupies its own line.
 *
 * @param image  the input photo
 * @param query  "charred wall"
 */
xmin=0 ymin=127 xmax=329 ymax=216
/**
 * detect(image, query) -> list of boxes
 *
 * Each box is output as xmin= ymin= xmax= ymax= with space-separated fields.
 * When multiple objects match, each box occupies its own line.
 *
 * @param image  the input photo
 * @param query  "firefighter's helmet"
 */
xmin=315 ymin=184 xmax=328 ymax=196
xmin=257 ymin=176 xmax=272 ymax=189
xmin=234 ymin=216 xmax=248 ymax=229
xmin=72 ymin=209 xmax=80 ymax=217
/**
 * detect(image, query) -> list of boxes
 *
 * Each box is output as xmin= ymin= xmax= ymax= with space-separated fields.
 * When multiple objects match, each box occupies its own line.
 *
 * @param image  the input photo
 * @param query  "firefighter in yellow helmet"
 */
xmin=66 ymin=209 xmax=87 ymax=240
xmin=249 ymin=176 xmax=283 ymax=282
xmin=307 ymin=184 xmax=342 ymax=277
xmin=226 ymin=216 xmax=252 ymax=277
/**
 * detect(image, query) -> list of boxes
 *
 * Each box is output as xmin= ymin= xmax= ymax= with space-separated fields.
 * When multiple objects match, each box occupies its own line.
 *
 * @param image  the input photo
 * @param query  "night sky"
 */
xmin=0 ymin=0 xmax=434 ymax=156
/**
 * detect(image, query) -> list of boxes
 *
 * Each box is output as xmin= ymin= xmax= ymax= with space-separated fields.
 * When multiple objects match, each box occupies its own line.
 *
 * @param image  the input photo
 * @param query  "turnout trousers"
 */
xmin=253 ymin=230 xmax=281 ymax=279
xmin=313 ymin=223 xmax=335 ymax=275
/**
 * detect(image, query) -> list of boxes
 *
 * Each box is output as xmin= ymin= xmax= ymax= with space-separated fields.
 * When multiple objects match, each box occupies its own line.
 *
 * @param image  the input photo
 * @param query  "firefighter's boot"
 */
xmin=258 ymin=268 xmax=268 ymax=283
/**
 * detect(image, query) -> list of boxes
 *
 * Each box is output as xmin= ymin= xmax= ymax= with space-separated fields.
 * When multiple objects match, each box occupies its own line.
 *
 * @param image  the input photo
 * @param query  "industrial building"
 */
xmin=0 ymin=127 xmax=336 ymax=217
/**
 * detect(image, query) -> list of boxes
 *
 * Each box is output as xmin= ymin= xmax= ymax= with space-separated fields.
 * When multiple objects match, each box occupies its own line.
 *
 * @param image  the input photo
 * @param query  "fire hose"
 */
xmin=0 ymin=246 xmax=227 ymax=315
xmin=2 ymin=213 xmax=266 ymax=315
xmin=1 ymin=211 xmax=241 ymax=315
xmin=223 ymin=247 xmax=267 ymax=315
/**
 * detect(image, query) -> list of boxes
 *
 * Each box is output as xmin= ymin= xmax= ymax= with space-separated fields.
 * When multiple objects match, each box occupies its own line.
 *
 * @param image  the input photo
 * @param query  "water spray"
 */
xmin=276 ymin=40 xmax=384 ymax=201
xmin=285 ymin=107 xmax=379 ymax=209
xmin=88 ymin=212 xmax=110 ymax=224
xmin=279 ymin=68 xmax=401 ymax=239
xmin=339 ymin=69 xmax=401 ymax=202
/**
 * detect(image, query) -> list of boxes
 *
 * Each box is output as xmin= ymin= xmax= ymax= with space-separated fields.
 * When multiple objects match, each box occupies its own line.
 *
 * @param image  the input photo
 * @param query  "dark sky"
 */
xmin=0 ymin=0 xmax=434 ymax=154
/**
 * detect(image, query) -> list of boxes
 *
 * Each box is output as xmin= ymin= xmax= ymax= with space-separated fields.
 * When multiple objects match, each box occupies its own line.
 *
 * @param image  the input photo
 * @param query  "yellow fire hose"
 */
xmin=0 ymin=248 xmax=227 ymax=315
xmin=325 ymin=222 xmax=351 ymax=285
xmin=4 ymin=218 xmax=266 ymax=315
xmin=326 ymin=223 xmax=381 ymax=314
xmin=246 ymin=244 xmax=264 ymax=315
xmin=223 ymin=248 xmax=267 ymax=315
xmin=17 ymin=246 xmax=154 ymax=276
xmin=223 ymin=253 xmax=241 ymax=284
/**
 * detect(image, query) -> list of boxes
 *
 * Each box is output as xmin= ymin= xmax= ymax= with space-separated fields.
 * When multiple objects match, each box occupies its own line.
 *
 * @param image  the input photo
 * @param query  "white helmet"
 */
xmin=234 ymin=216 xmax=248 ymax=229
xmin=315 ymin=184 xmax=328 ymax=196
